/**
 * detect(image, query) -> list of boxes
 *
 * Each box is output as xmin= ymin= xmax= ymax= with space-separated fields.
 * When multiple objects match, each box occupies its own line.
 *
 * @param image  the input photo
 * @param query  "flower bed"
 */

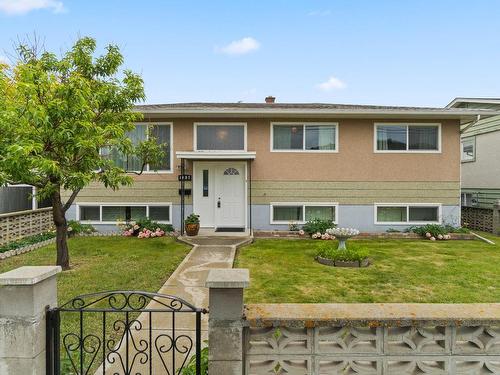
xmin=0 ymin=232 xmax=56 ymax=260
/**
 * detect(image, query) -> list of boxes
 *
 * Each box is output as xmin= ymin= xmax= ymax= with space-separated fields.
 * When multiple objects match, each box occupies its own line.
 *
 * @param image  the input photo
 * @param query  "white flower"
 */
xmin=326 ymin=227 xmax=360 ymax=238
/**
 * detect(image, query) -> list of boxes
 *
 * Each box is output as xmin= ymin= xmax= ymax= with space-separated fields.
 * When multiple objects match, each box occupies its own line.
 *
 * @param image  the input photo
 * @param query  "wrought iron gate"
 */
xmin=46 ymin=290 xmax=207 ymax=375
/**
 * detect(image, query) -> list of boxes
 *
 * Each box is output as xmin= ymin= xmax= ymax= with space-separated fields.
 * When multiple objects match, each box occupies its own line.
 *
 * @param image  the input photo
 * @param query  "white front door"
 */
xmin=193 ymin=162 xmax=246 ymax=229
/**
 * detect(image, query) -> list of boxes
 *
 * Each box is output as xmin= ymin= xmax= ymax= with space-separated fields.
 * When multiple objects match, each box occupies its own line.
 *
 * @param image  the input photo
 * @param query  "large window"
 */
xmin=375 ymin=204 xmax=440 ymax=224
xmin=271 ymin=203 xmax=338 ymax=224
xmin=272 ymin=123 xmax=338 ymax=152
xmin=78 ymin=203 xmax=171 ymax=223
xmin=375 ymin=123 xmax=440 ymax=152
xmin=195 ymin=123 xmax=246 ymax=151
xmin=104 ymin=123 xmax=172 ymax=172
xmin=461 ymin=137 xmax=476 ymax=162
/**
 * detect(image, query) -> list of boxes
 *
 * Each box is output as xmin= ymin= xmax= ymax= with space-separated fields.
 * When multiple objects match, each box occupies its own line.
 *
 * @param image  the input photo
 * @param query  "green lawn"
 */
xmin=0 ymin=236 xmax=191 ymax=373
xmin=235 ymin=233 xmax=500 ymax=303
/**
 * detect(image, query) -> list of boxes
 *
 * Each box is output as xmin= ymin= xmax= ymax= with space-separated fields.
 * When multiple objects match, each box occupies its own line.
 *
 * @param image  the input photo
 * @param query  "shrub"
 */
xmin=121 ymin=218 xmax=174 ymax=238
xmin=303 ymin=218 xmax=335 ymax=236
xmin=409 ymin=224 xmax=469 ymax=238
xmin=185 ymin=213 xmax=200 ymax=225
xmin=182 ymin=343 xmax=208 ymax=375
xmin=67 ymin=220 xmax=96 ymax=236
xmin=0 ymin=231 xmax=56 ymax=253
xmin=316 ymin=242 xmax=369 ymax=262
xmin=386 ymin=228 xmax=401 ymax=233
xmin=135 ymin=218 xmax=174 ymax=233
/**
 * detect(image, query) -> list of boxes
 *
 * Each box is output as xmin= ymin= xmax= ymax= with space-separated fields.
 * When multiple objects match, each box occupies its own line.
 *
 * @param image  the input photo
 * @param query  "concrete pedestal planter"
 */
xmin=316 ymin=256 xmax=371 ymax=268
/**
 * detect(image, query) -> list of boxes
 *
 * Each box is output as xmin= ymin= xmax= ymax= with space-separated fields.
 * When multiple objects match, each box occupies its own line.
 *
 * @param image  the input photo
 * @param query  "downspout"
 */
xmin=249 ymin=159 xmax=252 ymax=233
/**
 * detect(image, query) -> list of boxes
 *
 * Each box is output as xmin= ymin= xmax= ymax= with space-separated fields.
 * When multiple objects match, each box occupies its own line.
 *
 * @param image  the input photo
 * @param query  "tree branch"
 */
xmin=63 ymin=188 xmax=81 ymax=212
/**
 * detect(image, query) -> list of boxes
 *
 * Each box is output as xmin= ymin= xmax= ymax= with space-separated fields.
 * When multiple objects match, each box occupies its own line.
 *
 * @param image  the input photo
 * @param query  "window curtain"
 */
xmin=273 ymin=125 xmax=303 ymax=150
xmin=408 ymin=126 xmax=438 ymax=150
xmin=305 ymin=126 xmax=335 ymax=150
xmin=305 ymin=206 xmax=335 ymax=221
xmin=377 ymin=126 xmax=407 ymax=150
xmin=377 ymin=207 xmax=407 ymax=222
xmin=196 ymin=125 xmax=245 ymax=150
xmin=273 ymin=206 xmax=303 ymax=221
xmin=107 ymin=124 xmax=147 ymax=171
xmin=150 ymin=125 xmax=170 ymax=170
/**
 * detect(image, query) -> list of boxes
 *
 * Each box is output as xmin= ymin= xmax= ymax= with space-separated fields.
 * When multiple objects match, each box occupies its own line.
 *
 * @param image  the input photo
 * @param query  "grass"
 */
xmin=235 ymin=233 xmax=500 ymax=303
xmin=0 ymin=236 xmax=191 ymax=373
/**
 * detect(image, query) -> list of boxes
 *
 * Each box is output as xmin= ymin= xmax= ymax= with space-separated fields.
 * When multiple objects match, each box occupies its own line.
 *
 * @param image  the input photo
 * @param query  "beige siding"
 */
xmin=251 ymin=181 xmax=460 ymax=205
xmin=70 ymin=181 xmax=189 ymax=204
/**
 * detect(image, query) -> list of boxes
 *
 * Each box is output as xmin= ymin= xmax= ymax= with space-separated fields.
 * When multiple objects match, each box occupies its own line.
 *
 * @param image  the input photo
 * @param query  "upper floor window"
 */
xmin=271 ymin=122 xmax=338 ymax=152
xmin=461 ymin=137 xmax=476 ymax=162
xmin=104 ymin=123 xmax=172 ymax=172
xmin=375 ymin=123 xmax=440 ymax=152
xmin=195 ymin=123 xmax=246 ymax=151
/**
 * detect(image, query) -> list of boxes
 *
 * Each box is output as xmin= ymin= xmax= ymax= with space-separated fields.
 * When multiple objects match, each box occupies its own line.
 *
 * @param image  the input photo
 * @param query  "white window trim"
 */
xmin=193 ymin=122 xmax=247 ymax=152
xmin=373 ymin=123 xmax=441 ymax=154
xmin=373 ymin=203 xmax=442 ymax=225
xmin=270 ymin=202 xmax=339 ymax=225
xmin=76 ymin=202 xmax=173 ymax=224
xmin=461 ymin=136 xmax=476 ymax=163
xmin=270 ymin=122 xmax=339 ymax=153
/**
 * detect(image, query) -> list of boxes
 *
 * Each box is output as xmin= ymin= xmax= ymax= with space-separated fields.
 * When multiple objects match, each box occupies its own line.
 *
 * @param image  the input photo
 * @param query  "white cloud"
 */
xmin=316 ymin=76 xmax=347 ymax=91
xmin=308 ymin=10 xmax=331 ymax=16
xmin=216 ymin=37 xmax=260 ymax=56
xmin=0 ymin=0 xmax=65 ymax=15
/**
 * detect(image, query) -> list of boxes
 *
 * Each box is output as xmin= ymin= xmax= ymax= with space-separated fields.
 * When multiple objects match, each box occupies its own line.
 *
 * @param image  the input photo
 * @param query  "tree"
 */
xmin=0 ymin=37 xmax=164 ymax=270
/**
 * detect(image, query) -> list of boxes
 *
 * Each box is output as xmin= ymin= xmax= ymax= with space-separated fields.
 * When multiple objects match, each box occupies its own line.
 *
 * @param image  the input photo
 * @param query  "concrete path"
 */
xmin=98 ymin=236 xmax=251 ymax=375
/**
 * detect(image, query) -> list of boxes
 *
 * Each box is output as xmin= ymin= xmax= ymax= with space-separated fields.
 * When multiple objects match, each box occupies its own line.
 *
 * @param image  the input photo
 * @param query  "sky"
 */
xmin=1 ymin=0 xmax=500 ymax=107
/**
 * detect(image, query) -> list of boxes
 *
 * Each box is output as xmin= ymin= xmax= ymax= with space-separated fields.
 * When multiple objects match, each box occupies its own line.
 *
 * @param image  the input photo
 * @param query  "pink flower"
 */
xmin=430 ymin=237 xmax=436 ymax=241
xmin=437 ymin=234 xmax=443 ymax=240
xmin=144 ymin=233 xmax=150 ymax=238
xmin=133 ymin=224 xmax=139 ymax=230
xmin=425 ymin=232 xmax=432 ymax=238
xmin=138 ymin=233 xmax=144 ymax=238
xmin=298 ymin=229 xmax=305 ymax=236
xmin=159 ymin=230 xmax=165 ymax=236
xmin=312 ymin=234 xmax=318 ymax=239
xmin=156 ymin=228 xmax=161 ymax=232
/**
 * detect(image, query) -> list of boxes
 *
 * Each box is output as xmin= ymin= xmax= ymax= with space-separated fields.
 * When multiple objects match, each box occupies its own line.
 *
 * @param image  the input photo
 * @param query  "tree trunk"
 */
xmin=51 ymin=188 xmax=70 ymax=270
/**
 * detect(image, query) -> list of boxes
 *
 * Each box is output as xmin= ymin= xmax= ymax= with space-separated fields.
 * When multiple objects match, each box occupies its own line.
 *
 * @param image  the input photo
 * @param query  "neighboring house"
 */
xmin=64 ymin=98 xmax=498 ymax=233
xmin=0 ymin=185 xmax=51 ymax=214
xmin=447 ymin=98 xmax=500 ymax=209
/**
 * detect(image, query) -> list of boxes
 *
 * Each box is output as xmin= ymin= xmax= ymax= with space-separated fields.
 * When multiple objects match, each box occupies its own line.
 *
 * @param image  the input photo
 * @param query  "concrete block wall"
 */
xmin=0 ymin=266 xmax=61 ymax=375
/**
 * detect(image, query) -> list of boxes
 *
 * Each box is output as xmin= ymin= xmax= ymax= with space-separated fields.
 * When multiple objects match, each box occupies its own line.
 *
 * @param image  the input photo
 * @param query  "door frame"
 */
xmin=192 ymin=161 xmax=248 ymax=230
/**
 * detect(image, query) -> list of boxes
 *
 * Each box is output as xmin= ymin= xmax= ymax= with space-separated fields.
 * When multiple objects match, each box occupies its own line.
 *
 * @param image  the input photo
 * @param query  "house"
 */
xmin=66 ymin=97 xmax=498 ymax=233
xmin=0 ymin=185 xmax=51 ymax=214
xmin=447 ymin=97 xmax=500 ymax=232
xmin=447 ymin=98 xmax=500 ymax=208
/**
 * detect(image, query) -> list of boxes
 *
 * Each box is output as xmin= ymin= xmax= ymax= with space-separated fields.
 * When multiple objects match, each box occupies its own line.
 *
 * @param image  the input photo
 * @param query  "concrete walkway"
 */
xmin=99 ymin=236 xmax=251 ymax=374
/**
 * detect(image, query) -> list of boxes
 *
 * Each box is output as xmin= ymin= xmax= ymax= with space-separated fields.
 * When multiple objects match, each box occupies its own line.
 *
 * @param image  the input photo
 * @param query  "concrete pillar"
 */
xmin=494 ymin=201 xmax=500 ymax=235
xmin=206 ymin=268 xmax=249 ymax=375
xmin=0 ymin=266 xmax=61 ymax=375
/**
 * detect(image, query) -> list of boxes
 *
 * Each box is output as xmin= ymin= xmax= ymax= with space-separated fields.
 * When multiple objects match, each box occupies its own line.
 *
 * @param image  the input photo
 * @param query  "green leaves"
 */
xmin=0 ymin=36 xmax=154 ymax=209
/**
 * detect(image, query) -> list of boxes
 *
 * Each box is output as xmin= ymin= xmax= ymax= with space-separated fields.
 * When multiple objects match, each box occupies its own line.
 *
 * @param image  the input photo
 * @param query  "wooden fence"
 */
xmin=0 ymin=208 xmax=53 ymax=245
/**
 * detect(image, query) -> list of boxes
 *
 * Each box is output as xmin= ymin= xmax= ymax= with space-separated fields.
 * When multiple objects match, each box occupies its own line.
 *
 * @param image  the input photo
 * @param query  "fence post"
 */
xmin=206 ymin=268 xmax=249 ymax=375
xmin=0 ymin=266 xmax=61 ymax=374
xmin=494 ymin=201 xmax=500 ymax=235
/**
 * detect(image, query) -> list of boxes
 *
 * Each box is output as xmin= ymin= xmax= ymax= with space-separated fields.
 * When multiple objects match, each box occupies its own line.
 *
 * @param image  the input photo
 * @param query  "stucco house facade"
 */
xmin=65 ymin=98 xmax=497 ymax=233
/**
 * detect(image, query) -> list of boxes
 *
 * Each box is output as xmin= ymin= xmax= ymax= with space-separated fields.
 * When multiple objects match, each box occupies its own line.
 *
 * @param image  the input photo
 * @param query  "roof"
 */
xmin=447 ymin=97 xmax=500 ymax=108
xmin=135 ymin=102 xmax=500 ymax=124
